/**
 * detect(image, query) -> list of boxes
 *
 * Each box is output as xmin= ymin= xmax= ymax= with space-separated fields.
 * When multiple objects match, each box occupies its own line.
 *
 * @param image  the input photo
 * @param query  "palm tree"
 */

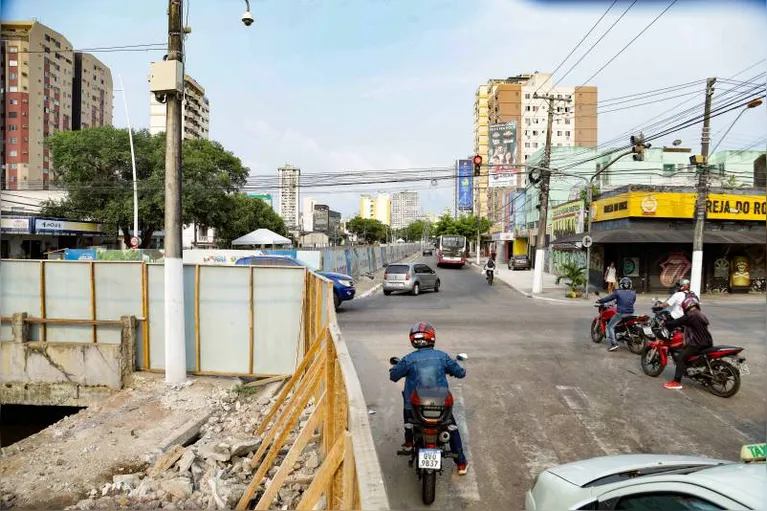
xmin=555 ymin=261 xmax=587 ymax=298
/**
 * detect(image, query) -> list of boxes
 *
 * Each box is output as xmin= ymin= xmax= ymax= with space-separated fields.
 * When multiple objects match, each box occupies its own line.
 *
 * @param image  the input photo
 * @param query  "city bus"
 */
xmin=436 ymin=235 xmax=467 ymax=268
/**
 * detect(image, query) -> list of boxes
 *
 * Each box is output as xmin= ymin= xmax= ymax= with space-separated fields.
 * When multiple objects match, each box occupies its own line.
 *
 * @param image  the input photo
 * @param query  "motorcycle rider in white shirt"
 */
xmin=658 ymin=278 xmax=691 ymax=319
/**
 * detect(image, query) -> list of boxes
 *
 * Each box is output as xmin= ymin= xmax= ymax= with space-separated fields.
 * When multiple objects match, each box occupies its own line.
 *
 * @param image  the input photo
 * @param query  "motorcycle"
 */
xmin=640 ymin=307 xmax=748 ymax=398
xmin=390 ymin=353 xmax=468 ymax=505
xmin=485 ymin=268 xmax=495 ymax=285
xmin=590 ymin=299 xmax=651 ymax=354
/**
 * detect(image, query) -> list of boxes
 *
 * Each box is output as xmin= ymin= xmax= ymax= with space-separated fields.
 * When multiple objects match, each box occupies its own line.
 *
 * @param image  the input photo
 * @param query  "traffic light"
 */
xmin=473 ymin=155 xmax=482 ymax=176
xmin=630 ymin=133 xmax=651 ymax=161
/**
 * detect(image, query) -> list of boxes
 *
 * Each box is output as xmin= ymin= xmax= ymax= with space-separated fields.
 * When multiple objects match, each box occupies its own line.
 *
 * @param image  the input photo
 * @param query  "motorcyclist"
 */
xmin=483 ymin=253 xmax=497 ymax=279
xmin=656 ymin=278 xmax=691 ymax=319
xmin=661 ymin=294 xmax=713 ymax=390
xmin=389 ymin=321 xmax=469 ymax=475
xmin=596 ymin=276 xmax=637 ymax=352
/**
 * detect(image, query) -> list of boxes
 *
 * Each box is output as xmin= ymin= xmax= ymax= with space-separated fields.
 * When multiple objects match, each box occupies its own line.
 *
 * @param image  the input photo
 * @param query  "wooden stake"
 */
xmin=295 ymin=432 xmax=349 ymax=511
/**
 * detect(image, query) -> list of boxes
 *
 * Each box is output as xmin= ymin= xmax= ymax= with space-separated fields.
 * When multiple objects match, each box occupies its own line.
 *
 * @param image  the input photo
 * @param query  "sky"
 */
xmin=3 ymin=0 xmax=766 ymax=217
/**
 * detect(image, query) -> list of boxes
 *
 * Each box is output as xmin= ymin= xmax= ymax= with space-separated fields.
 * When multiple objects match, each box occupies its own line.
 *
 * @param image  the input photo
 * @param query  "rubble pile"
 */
xmin=67 ymin=384 xmax=321 ymax=510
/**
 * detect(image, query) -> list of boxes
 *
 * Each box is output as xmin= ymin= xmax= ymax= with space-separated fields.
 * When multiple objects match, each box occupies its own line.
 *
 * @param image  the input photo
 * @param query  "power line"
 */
xmin=12 ymin=43 xmax=166 ymax=55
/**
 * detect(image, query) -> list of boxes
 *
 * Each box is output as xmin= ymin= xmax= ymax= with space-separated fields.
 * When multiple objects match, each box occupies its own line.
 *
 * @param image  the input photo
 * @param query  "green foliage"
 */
xmin=215 ymin=194 xmax=287 ymax=247
xmin=41 ymin=126 xmax=250 ymax=249
xmin=431 ymin=213 xmax=491 ymax=239
xmin=555 ymin=261 xmax=587 ymax=295
xmin=346 ymin=216 xmax=389 ymax=243
xmin=400 ymin=219 xmax=427 ymax=242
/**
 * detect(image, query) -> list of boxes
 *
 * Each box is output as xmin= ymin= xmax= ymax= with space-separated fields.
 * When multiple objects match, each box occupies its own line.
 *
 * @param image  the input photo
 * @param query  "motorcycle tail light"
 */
xmin=423 ymin=428 xmax=437 ymax=435
xmin=410 ymin=391 xmax=420 ymax=407
xmin=444 ymin=392 xmax=454 ymax=408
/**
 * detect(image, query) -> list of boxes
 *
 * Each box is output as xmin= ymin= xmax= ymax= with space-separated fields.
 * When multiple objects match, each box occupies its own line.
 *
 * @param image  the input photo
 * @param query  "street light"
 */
xmin=709 ymin=98 xmax=763 ymax=155
xmin=116 ymin=75 xmax=139 ymax=249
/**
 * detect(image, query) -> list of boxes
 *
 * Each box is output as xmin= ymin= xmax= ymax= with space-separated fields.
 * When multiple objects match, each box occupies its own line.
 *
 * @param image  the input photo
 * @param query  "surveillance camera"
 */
xmin=242 ymin=10 xmax=254 ymax=26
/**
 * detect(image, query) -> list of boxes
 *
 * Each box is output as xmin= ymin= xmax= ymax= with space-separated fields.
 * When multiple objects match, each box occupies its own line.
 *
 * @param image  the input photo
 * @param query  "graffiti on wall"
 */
xmin=658 ymin=252 xmax=691 ymax=288
xmin=551 ymin=250 xmax=586 ymax=275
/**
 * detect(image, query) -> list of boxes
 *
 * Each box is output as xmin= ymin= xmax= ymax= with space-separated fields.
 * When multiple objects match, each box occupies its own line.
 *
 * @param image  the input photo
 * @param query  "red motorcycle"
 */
xmin=590 ymin=302 xmax=651 ymax=354
xmin=640 ymin=313 xmax=748 ymax=398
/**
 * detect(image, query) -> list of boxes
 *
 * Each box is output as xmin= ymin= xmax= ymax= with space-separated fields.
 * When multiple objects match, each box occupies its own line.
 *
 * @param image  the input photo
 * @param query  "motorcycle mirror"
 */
xmin=594 ymin=291 xmax=600 ymax=297
xmin=389 ymin=357 xmax=400 ymax=366
xmin=456 ymin=353 xmax=468 ymax=361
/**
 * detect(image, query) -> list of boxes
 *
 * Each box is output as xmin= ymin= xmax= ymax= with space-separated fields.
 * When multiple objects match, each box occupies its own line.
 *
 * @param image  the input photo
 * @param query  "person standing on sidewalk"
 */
xmin=604 ymin=262 xmax=617 ymax=293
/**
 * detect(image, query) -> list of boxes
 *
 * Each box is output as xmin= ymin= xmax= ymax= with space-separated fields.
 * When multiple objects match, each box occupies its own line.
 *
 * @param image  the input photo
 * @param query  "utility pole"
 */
xmin=531 ymin=94 xmax=569 ymax=293
xmin=164 ymin=0 xmax=187 ymax=384
xmin=690 ymin=77 xmax=716 ymax=297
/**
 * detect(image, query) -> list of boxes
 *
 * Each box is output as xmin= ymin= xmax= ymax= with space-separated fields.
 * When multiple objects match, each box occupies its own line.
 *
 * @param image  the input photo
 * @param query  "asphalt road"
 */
xmin=337 ymin=256 xmax=766 ymax=510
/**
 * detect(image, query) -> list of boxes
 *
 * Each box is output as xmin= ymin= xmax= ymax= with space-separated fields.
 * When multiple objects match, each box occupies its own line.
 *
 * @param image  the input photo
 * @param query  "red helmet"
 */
xmin=682 ymin=293 xmax=700 ymax=312
xmin=409 ymin=321 xmax=436 ymax=349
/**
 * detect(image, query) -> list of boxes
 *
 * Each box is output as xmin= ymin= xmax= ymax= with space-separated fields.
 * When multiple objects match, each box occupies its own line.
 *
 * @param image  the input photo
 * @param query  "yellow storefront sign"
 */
xmin=591 ymin=191 xmax=767 ymax=222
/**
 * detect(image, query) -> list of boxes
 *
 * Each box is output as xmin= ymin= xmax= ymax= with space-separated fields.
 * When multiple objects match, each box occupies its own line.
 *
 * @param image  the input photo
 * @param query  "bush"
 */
xmin=556 ymin=261 xmax=587 ymax=297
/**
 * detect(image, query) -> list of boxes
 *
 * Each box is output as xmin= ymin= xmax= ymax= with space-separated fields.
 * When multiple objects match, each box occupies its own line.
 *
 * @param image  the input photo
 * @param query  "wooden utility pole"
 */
xmin=690 ymin=77 xmax=716 ymax=297
xmin=531 ymin=94 xmax=569 ymax=293
xmin=164 ymin=0 xmax=187 ymax=384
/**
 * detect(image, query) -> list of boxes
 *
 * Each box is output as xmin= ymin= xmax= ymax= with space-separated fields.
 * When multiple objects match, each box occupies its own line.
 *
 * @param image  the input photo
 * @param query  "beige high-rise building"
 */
xmin=149 ymin=73 xmax=210 ymax=140
xmin=73 ymin=52 xmax=113 ymax=130
xmin=359 ymin=192 xmax=391 ymax=225
xmin=1 ymin=21 xmax=113 ymax=190
xmin=473 ymin=72 xmax=597 ymax=222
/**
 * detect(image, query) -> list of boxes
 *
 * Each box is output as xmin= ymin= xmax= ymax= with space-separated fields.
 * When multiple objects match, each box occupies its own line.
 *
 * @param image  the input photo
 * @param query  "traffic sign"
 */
xmin=130 ymin=236 xmax=141 ymax=249
xmin=581 ymin=235 xmax=593 ymax=248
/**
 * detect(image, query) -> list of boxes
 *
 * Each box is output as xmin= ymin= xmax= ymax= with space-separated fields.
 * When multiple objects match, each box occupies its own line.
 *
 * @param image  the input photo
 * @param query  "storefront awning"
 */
xmin=551 ymin=229 xmax=766 ymax=245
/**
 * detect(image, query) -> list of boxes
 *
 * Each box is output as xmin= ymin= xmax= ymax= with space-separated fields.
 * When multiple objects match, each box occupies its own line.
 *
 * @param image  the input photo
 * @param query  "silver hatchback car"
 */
xmin=383 ymin=263 xmax=441 ymax=296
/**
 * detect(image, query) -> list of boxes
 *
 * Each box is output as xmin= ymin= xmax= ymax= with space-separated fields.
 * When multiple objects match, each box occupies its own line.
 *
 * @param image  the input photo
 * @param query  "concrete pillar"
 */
xmin=12 ymin=313 xmax=29 ymax=343
xmin=120 ymin=315 xmax=138 ymax=386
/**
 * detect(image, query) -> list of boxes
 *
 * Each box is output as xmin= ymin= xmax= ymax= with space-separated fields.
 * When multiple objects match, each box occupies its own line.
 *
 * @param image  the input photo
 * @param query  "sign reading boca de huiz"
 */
xmin=552 ymin=200 xmax=585 ymax=237
xmin=592 ymin=191 xmax=767 ymax=222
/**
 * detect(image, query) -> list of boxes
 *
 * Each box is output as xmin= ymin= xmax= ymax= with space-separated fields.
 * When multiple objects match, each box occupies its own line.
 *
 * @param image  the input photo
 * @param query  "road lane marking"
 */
xmin=556 ymin=385 xmax=589 ymax=411
xmin=556 ymin=385 xmax=625 ymax=456
xmin=450 ymin=385 xmax=481 ymax=502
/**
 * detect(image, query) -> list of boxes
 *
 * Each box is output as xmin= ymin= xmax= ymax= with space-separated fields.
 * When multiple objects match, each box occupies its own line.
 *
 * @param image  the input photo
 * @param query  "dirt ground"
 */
xmin=0 ymin=373 xmax=235 ymax=509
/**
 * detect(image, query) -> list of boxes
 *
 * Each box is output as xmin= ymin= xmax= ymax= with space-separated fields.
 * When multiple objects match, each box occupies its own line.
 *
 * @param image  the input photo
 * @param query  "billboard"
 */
xmin=488 ymin=122 xmax=518 ymax=188
xmin=313 ymin=204 xmax=330 ymax=233
xmin=456 ymin=160 xmax=473 ymax=211
xmin=247 ymin=193 xmax=273 ymax=209
xmin=552 ymin=200 xmax=585 ymax=237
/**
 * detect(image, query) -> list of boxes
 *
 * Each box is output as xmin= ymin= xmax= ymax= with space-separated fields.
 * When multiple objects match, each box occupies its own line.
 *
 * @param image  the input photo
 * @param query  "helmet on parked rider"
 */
xmin=675 ymin=278 xmax=691 ymax=292
xmin=409 ymin=321 xmax=436 ymax=349
xmin=682 ymin=293 xmax=701 ymax=312
xmin=619 ymin=277 xmax=633 ymax=290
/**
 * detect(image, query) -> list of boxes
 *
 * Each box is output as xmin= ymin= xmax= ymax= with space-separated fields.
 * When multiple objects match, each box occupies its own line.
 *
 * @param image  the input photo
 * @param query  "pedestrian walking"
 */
xmin=605 ymin=262 xmax=617 ymax=294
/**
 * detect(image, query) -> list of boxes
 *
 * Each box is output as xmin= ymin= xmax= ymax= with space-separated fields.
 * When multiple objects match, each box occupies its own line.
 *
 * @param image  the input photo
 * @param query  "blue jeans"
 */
xmin=606 ymin=313 xmax=624 ymax=347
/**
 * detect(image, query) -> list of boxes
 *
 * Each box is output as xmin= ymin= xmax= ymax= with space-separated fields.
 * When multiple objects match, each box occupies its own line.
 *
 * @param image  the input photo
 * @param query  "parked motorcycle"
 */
xmin=390 ymin=353 xmax=468 ymax=505
xmin=590 ymin=300 xmax=651 ymax=354
xmin=640 ymin=311 xmax=748 ymax=398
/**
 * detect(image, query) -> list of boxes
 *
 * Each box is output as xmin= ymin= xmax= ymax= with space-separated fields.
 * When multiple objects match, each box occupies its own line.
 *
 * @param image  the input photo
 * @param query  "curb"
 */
xmin=358 ymin=283 xmax=383 ymax=299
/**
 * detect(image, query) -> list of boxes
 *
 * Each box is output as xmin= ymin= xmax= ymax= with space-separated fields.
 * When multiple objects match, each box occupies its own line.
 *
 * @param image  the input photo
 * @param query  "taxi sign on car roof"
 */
xmin=740 ymin=443 xmax=766 ymax=463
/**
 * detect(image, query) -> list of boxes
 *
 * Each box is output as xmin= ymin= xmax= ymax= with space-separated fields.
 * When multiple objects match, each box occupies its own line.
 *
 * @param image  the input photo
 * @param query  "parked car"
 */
xmin=383 ymin=262 xmax=440 ymax=296
xmin=508 ymin=255 xmax=531 ymax=271
xmin=525 ymin=448 xmax=766 ymax=510
xmin=234 ymin=255 xmax=355 ymax=310
xmin=422 ymin=244 xmax=434 ymax=256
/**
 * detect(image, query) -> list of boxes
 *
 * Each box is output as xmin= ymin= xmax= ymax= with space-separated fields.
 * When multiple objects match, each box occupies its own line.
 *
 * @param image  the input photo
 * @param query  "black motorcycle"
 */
xmin=486 ymin=268 xmax=494 ymax=285
xmin=390 ymin=353 xmax=468 ymax=505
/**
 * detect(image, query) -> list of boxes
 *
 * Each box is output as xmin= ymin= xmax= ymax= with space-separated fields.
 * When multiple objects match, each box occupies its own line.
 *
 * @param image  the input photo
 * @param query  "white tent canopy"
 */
xmin=232 ymin=228 xmax=292 ymax=246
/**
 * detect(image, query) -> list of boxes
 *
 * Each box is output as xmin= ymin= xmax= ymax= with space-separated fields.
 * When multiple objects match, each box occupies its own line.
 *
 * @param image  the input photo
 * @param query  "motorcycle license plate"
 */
xmin=642 ymin=326 xmax=653 ymax=336
xmin=417 ymin=449 xmax=442 ymax=470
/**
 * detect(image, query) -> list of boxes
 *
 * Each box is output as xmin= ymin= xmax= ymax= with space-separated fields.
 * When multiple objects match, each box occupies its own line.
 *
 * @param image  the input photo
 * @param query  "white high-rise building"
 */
xmin=278 ymin=165 xmax=300 ymax=234
xmin=391 ymin=191 xmax=420 ymax=229
xmin=301 ymin=197 xmax=316 ymax=233
xmin=149 ymin=73 xmax=210 ymax=140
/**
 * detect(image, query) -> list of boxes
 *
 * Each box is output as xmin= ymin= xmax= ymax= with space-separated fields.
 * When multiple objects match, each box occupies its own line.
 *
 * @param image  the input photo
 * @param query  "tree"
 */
xmin=555 ymin=261 xmax=587 ymax=297
xmin=215 ymin=194 xmax=287 ymax=247
xmin=403 ymin=219 xmax=427 ymax=242
xmin=41 ymin=126 xmax=249 ymax=248
xmin=346 ymin=216 xmax=388 ymax=243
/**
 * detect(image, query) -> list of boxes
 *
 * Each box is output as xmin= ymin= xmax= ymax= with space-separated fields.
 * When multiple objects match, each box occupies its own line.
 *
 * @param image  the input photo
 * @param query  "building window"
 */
xmin=9 ymin=99 xmax=19 ymax=105
xmin=9 ymin=137 xmax=18 ymax=144
xmin=525 ymin=93 xmax=530 ymax=99
xmin=9 ymin=46 xmax=18 ymax=53
xmin=565 ymin=119 xmax=571 ymax=125
xmin=9 ymin=60 xmax=18 ymax=67
xmin=8 ymin=124 xmax=17 ymax=131
xmin=525 ymin=119 xmax=531 ymax=126
xmin=534 ymin=143 xmax=539 ymax=148
xmin=9 ymin=150 xmax=18 ymax=157
xmin=565 ymin=131 xmax=571 ymax=137
xmin=8 ymin=112 xmax=18 ymax=118
xmin=525 ymin=142 xmax=530 ymax=148
xmin=525 ymin=155 xmax=529 ymax=160
xmin=9 ymin=163 xmax=18 ymax=169
xmin=525 ymin=106 xmax=531 ymax=111
xmin=557 ymin=131 xmax=562 ymax=136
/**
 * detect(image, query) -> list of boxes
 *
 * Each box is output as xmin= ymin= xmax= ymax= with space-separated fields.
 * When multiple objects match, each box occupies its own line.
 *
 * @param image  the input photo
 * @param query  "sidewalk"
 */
xmin=470 ymin=262 xmax=576 ymax=304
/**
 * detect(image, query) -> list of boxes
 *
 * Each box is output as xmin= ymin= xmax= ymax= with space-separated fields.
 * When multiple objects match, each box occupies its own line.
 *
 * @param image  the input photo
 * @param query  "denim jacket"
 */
xmin=390 ymin=347 xmax=466 ymax=410
xmin=598 ymin=289 xmax=636 ymax=315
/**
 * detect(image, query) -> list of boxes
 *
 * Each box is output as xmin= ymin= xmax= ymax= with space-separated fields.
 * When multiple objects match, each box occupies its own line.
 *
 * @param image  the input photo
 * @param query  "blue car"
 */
xmin=234 ymin=255 xmax=355 ymax=310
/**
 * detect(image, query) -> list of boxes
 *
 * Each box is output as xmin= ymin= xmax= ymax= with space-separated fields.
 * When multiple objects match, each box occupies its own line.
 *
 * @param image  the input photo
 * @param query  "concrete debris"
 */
xmin=54 ymin=376 xmax=326 ymax=510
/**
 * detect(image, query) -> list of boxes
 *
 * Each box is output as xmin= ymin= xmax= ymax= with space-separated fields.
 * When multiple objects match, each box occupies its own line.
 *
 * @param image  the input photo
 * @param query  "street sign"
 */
xmin=582 ymin=235 xmax=593 ymax=248
xmin=130 ymin=236 xmax=141 ymax=249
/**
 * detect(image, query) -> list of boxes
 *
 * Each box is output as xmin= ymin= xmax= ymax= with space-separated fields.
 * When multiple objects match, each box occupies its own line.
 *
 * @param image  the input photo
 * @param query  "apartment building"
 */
xmin=73 ymin=52 xmax=113 ymax=130
xmin=149 ymin=73 xmax=210 ymax=140
xmin=278 ymin=164 xmax=300 ymax=235
xmin=359 ymin=192 xmax=391 ymax=225
xmin=473 ymin=72 xmax=597 ymax=223
xmin=391 ymin=191 xmax=420 ymax=229
xmin=1 ymin=21 xmax=113 ymax=190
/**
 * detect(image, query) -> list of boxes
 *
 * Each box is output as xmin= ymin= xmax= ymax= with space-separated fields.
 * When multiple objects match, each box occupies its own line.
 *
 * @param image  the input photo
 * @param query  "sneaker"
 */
xmin=401 ymin=443 xmax=413 ymax=453
xmin=608 ymin=345 xmax=619 ymax=352
xmin=457 ymin=463 xmax=468 ymax=475
xmin=663 ymin=381 xmax=683 ymax=390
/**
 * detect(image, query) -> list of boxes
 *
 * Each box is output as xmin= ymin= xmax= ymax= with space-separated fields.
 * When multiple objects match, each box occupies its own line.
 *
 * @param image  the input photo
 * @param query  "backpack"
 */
xmin=487 ymin=259 xmax=496 ymax=269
